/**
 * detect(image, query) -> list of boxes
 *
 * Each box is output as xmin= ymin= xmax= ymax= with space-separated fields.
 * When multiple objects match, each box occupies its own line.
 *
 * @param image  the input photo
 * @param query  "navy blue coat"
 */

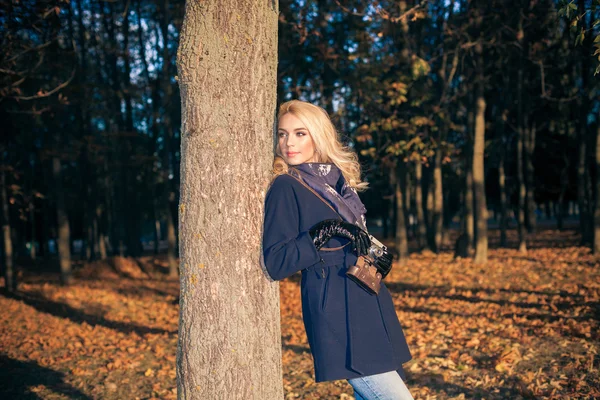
xmin=262 ymin=173 xmax=412 ymax=382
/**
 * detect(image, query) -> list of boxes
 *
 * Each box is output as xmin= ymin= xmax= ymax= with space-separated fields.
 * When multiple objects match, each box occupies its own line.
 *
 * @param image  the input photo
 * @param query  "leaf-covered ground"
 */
xmin=1 ymin=229 xmax=599 ymax=399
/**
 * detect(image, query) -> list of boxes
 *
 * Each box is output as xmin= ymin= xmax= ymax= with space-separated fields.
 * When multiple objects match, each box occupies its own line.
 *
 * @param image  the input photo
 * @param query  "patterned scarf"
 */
xmin=289 ymin=163 xmax=368 ymax=232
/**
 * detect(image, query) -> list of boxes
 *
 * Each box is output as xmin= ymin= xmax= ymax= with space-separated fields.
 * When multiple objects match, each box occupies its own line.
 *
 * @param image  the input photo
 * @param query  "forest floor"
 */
xmin=0 ymin=228 xmax=599 ymax=399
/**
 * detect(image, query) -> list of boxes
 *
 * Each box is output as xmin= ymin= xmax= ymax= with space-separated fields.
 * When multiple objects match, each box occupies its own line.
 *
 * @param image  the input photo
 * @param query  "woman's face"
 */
xmin=277 ymin=113 xmax=318 ymax=165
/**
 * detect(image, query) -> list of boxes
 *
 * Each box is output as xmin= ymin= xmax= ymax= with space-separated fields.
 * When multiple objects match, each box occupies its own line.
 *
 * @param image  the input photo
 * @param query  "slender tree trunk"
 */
xmin=103 ymin=2 xmax=126 ymax=257
xmin=433 ymin=147 xmax=443 ymax=252
xmin=393 ymin=163 xmax=409 ymax=265
xmin=525 ymin=122 xmax=537 ymax=233
xmin=136 ymin=0 xmax=162 ymax=258
xmin=415 ymin=159 xmax=428 ymax=250
xmin=92 ymin=211 xmax=98 ymax=259
xmin=404 ymin=164 xmax=412 ymax=238
xmin=577 ymin=0 xmax=591 ymax=245
xmin=96 ymin=204 xmax=107 ymax=260
xmin=29 ymin=201 xmax=36 ymax=261
xmin=426 ymin=170 xmax=434 ymax=248
xmin=464 ymin=90 xmax=475 ymax=250
xmin=166 ymin=205 xmax=177 ymax=277
xmin=122 ymin=5 xmax=143 ymax=258
xmin=176 ymin=1 xmax=282 ymax=398
xmin=499 ymin=149 xmax=508 ymax=247
xmin=578 ymin=123 xmax=589 ymax=244
xmin=594 ymin=120 xmax=600 ymax=254
xmin=53 ymin=157 xmax=73 ymax=285
xmin=516 ymin=17 xmax=527 ymax=253
xmin=517 ymin=129 xmax=527 ymax=253
xmin=153 ymin=199 xmax=162 ymax=255
xmin=103 ymin=159 xmax=115 ymax=255
xmin=473 ymin=40 xmax=487 ymax=264
xmin=40 ymin=168 xmax=50 ymax=258
xmin=1 ymin=168 xmax=15 ymax=292
xmin=556 ymin=196 xmax=564 ymax=230
xmin=159 ymin=0 xmax=178 ymax=275
xmin=465 ymin=163 xmax=474 ymax=252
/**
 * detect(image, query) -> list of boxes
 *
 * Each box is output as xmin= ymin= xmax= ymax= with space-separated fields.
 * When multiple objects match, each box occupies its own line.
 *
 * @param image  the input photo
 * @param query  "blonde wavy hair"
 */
xmin=272 ymin=100 xmax=368 ymax=191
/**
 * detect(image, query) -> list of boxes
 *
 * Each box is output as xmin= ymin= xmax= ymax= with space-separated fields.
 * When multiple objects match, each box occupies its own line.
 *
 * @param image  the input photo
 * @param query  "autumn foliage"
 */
xmin=1 ymin=229 xmax=599 ymax=399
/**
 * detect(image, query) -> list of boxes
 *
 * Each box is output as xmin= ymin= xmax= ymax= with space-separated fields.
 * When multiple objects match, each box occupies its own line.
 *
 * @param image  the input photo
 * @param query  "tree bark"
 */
xmin=176 ymin=1 xmax=282 ymax=398
xmin=53 ymin=157 xmax=73 ymax=285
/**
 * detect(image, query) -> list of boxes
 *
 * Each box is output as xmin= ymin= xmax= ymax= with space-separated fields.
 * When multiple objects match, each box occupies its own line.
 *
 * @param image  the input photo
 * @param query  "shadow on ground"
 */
xmin=0 ymin=354 xmax=91 ymax=400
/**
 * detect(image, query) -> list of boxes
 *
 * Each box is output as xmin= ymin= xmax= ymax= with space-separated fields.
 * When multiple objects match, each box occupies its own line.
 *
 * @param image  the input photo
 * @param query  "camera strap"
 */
xmin=286 ymin=172 xmax=351 ymax=251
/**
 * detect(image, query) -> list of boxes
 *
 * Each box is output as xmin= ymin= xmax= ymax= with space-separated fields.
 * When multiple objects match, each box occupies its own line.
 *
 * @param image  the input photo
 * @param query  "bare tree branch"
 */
xmin=13 ymin=68 xmax=76 ymax=101
xmin=537 ymin=60 xmax=579 ymax=103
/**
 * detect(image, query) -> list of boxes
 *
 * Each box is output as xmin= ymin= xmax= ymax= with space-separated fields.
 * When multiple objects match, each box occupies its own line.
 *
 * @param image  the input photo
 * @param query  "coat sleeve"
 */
xmin=262 ymin=176 xmax=321 ymax=281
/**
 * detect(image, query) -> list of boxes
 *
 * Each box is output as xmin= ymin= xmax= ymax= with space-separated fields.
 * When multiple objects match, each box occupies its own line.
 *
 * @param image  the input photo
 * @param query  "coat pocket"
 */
xmin=319 ymin=267 xmax=330 ymax=312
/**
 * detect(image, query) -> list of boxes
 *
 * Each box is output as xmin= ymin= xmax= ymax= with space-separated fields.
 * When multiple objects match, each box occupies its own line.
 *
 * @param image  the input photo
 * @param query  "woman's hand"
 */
xmin=309 ymin=219 xmax=371 ymax=256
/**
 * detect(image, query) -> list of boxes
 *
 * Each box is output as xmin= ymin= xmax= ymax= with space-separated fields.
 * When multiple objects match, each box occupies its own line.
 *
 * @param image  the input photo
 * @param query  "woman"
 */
xmin=262 ymin=100 xmax=413 ymax=400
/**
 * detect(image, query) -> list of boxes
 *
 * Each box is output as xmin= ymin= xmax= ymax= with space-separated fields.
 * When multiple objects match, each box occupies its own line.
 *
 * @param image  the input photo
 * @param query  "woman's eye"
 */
xmin=278 ymin=132 xmax=287 ymax=138
xmin=297 ymin=131 xmax=306 ymax=136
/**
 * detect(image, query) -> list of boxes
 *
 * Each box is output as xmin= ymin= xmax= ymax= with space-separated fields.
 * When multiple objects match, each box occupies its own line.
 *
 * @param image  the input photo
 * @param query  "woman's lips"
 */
xmin=287 ymin=152 xmax=299 ymax=157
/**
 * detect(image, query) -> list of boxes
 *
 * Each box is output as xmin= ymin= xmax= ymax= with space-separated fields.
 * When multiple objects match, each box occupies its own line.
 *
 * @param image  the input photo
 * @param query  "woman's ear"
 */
xmin=273 ymin=156 xmax=287 ymax=174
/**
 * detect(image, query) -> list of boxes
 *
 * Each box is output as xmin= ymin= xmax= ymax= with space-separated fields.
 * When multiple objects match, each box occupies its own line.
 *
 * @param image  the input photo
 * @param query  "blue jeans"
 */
xmin=348 ymin=370 xmax=414 ymax=400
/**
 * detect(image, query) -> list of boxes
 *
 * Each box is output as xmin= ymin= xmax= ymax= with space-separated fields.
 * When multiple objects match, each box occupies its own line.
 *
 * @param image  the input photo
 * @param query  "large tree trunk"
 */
xmin=53 ymin=157 xmax=73 ymax=285
xmin=472 ymin=41 xmax=488 ymax=264
xmin=176 ymin=1 xmax=282 ymax=399
xmin=1 ymin=168 xmax=15 ymax=292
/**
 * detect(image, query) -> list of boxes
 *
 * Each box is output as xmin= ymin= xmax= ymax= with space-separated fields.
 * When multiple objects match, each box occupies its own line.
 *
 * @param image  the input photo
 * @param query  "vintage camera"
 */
xmin=367 ymin=236 xmax=393 ymax=279
xmin=346 ymin=236 xmax=394 ymax=295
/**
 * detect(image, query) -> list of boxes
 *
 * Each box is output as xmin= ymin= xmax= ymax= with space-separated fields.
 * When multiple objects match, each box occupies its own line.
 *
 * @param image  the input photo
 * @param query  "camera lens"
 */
xmin=370 ymin=246 xmax=383 ymax=258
